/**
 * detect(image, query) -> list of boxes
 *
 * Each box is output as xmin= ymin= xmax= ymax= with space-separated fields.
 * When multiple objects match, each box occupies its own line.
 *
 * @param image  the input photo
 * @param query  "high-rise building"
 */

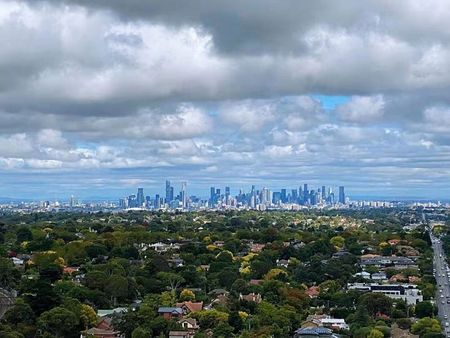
xmin=339 ymin=186 xmax=345 ymax=204
xmin=321 ymin=186 xmax=326 ymax=200
xmin=137 ymin=188 xmax=145 ymax=207
xmin=303 ymin=184 xmax=309 ymax=204
xmin=181 ymin=182 xmax=188 ymax=209
xmin=155 ymin=194 xmax=161 ymax=209
xmin=281 ymin=189 xmax=287 ymax=203
xmin=165 ymin=180 xmax=174 ymax=203
xmin=225 ymin=186 xmax=230 ymax=204
xmin=210 ymin=187 xmax=216 ymax=205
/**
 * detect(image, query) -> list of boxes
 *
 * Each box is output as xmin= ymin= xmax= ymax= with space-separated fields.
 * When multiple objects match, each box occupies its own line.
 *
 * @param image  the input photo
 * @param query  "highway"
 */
xmin=430 ymin=233 xmax=450 ymax=337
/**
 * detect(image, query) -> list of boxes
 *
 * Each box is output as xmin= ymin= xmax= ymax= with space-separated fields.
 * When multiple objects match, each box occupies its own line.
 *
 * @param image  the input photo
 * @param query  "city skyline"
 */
xmin=1 ymin=1 xmax=450 ymax=199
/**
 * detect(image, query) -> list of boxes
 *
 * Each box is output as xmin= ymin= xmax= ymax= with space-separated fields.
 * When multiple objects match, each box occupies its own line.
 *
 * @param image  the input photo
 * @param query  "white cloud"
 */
xmin=336 ymin=95 xmax=385 ymax=123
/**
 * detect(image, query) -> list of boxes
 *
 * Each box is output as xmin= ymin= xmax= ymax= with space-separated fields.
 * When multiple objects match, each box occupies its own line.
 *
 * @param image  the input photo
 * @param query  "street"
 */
xmin=430 ymin=232 xmax=450 ymax=337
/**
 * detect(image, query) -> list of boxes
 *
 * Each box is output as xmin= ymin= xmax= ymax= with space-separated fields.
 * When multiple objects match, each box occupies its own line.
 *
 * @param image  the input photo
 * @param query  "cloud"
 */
xmin=1 ymin=0 xmax=450 ymax=198
xmin=336 ymin=95 xmax=385 ymax=123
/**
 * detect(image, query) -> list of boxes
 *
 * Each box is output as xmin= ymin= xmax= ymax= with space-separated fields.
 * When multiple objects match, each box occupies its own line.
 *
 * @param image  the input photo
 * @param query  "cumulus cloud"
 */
xmin=336 ymin=95 xmax=385 ymax=123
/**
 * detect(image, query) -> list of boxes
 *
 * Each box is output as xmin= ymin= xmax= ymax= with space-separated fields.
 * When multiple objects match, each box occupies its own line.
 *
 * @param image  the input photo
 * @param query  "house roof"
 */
xmin=169 ymin=331 xmax=190 ymax=337
xmin=178 ymin=318 xmax=198 ymax=326
xmin=295 ymin=327 xmax=333 ymax=335
xmin=85 ymin=327 xmax=121 ymax=336
xmin=158 ymin=307 xmax=183 ymax=314
xmin=176 ymin=301 xmax=203 ymax=313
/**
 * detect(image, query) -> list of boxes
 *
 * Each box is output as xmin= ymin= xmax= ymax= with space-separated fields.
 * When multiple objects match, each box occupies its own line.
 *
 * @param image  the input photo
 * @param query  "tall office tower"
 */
xmin=128 ymin=194 xmax=136 ymax=208
xmin=119 ymin=198 xmax=127 ymax=209
xmin=321 ymin=186 xmax=326 ymax=200
xmin=272 ymin=191 xmax=281 ymax=205
xmin=154 ymin=194 xmax=161 ymax=209
xmin=181 ymin=182 xmax=188 ymax=209
xmin=281 ymin=189 xmax=287 ymax=203
xmin=225 ymin=186 xmax=230 ymax=204
xmin=210 ymin=187 xmax=216 ymax=205
xmin=339 ymin=186 xmax=345 ymax=204
xmin=165 ymin=180 xmax=174 ymax=203
xmin=136 ymin=188 xmax=145 ymax=207
xmin=291 ymin=189 xmax=298 ymax=203
xmin=303 ymin=184 xmax=309 ymax=203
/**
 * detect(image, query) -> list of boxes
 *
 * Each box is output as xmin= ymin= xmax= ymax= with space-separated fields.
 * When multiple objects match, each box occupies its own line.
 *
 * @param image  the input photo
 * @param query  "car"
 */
xmin=446 ymin=322 xmax=449 ymax=327
xmin=447 ymin=300 xmax=450 ymax=304
xmin=445 ymin=315 xmax=448 ymax=319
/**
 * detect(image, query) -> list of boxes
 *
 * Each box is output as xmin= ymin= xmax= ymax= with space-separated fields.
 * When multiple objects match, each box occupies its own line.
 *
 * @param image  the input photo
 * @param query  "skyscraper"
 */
xmin=165 ymin=180 xmax=173 ymax=203
xmin=303 ymin=184 xmax=309 ymax=204
xmin=339 ymin=186 xmax=345 ymax=204
xmin=210 ymin=187 xmax=216 ymax=205
xmin=321 ymin=186 xmax=326 ymax=200
xmin=137 ymin=188 xmax=144 ymax=207
xmin=181 ymin=182 xmax=188 ymax=209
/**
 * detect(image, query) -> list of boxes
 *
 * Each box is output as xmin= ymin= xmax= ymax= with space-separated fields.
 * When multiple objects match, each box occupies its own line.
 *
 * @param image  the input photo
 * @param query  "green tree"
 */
xmin=411 ymin=317 xmax=442 ymax=337
xmin=37 ymin=306 xmax=79 ymax=338
xmin=368 ymin=329 xmax=384 ymax=338
xmin=415 ymin=301 xmax=435 ymax=318
xmin=80 ymin=304 xmax=97 ymax=329
xmin=104 ymin=275 xmax=128 ymax=305
xmin=132 ymin=327 xmax=152 ymax=338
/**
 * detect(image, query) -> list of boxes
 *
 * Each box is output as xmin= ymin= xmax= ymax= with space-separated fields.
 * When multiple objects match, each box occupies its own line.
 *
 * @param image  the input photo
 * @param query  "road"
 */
xmin=430 ymin=232 xmax=450 ymax=336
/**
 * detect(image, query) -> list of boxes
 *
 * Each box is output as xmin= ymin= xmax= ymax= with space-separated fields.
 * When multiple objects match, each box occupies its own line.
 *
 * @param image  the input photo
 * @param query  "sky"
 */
xmin=1 ymin=1 xmax=450 ymax=200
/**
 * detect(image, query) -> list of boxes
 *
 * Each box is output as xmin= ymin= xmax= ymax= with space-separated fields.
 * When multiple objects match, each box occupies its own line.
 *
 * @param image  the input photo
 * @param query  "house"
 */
xmin=175 ymin=301 xmax=203 ymax=314
xmin=168 ymin=258 xmax=185 ymax=268
xmin=332 ymin=250 xmax=351 ymax=259
xmin=178 ymin=318 xmax=199 ymax=336
xmin=158 ymin=307 xmax=183 ymax=320
xmin=199 ymin=265 xmax=210 ymax=272
xmin=371 ymin=272 xmax=387 ymax=281
xmin=169 ymin=331 xmax=191 ymax=338
xmin=354 ymin=271 xmax=371 ymax=279
xmin=239 ymin=293 xmax=262 ymax=303
xmin=347 ymin=283 xmax=423 ymax=305
xmin=63 ymin=266 xmax=79 ymax=275
xmin=97 ymin=308 xmax=127 ymax=318
xmin=293 ymin=327 xmax=334 ymax=338
xmin=11 ymin=257 xmax=24 ymax=267
xmin=305 ymin=286 xmax=320 ymax=298
xmin=208 ymin=289 xmax=229 ymax=297
xmin=277 ymin=259 xmax=289 ymax=268
xmin=302 ymin=315 xmax=349 ymax=331
xmin=250 ymin=243 xmax=265 ymax=253
xmin=213 ymin=241 xmax=225 ymax=248
xmin=81 ymin=327 xmax=123 ymax=338
xmin=360 ymin=256 xmax=417 ymax=270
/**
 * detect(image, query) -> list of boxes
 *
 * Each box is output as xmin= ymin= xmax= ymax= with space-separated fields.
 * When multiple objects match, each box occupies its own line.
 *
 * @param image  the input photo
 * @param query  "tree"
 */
xmin=368 ymin=329 xmax=384 ymax=338
xmin=80 ymin=304 xmax=97 ymax=329
xmin=415 ymin=301 xmax=435 ymax=319
xmin=104 ymin=275 xmax=128 ymax=305
xmin=132 ymin=327 xmax=152 ymax=338
xmin=411 ymin=317 xmax=442 ymax=337
xmin=179 ymin=289 xmax=195 ymax=301
xmin=38 ymin=306 xmax=79 ymax=338
xmin=265 ymin=268 xmax=288 ymax=281
xmin=228 ymin=311 xmax=244 ymax=333
xmin=3 ymin=298 xmax=35 ymax=326
xmin=157 ymin=272 xmax=185 ymax=293
xmin=330 ymin=236 xmax=345 ymax=248
xmin=359 ymin=293 xmax=393 ymax=317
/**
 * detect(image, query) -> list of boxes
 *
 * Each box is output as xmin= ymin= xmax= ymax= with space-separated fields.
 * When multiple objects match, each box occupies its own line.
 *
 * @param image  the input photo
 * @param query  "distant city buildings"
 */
xmin=117 ymin=182 xmax=350 ymax=211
